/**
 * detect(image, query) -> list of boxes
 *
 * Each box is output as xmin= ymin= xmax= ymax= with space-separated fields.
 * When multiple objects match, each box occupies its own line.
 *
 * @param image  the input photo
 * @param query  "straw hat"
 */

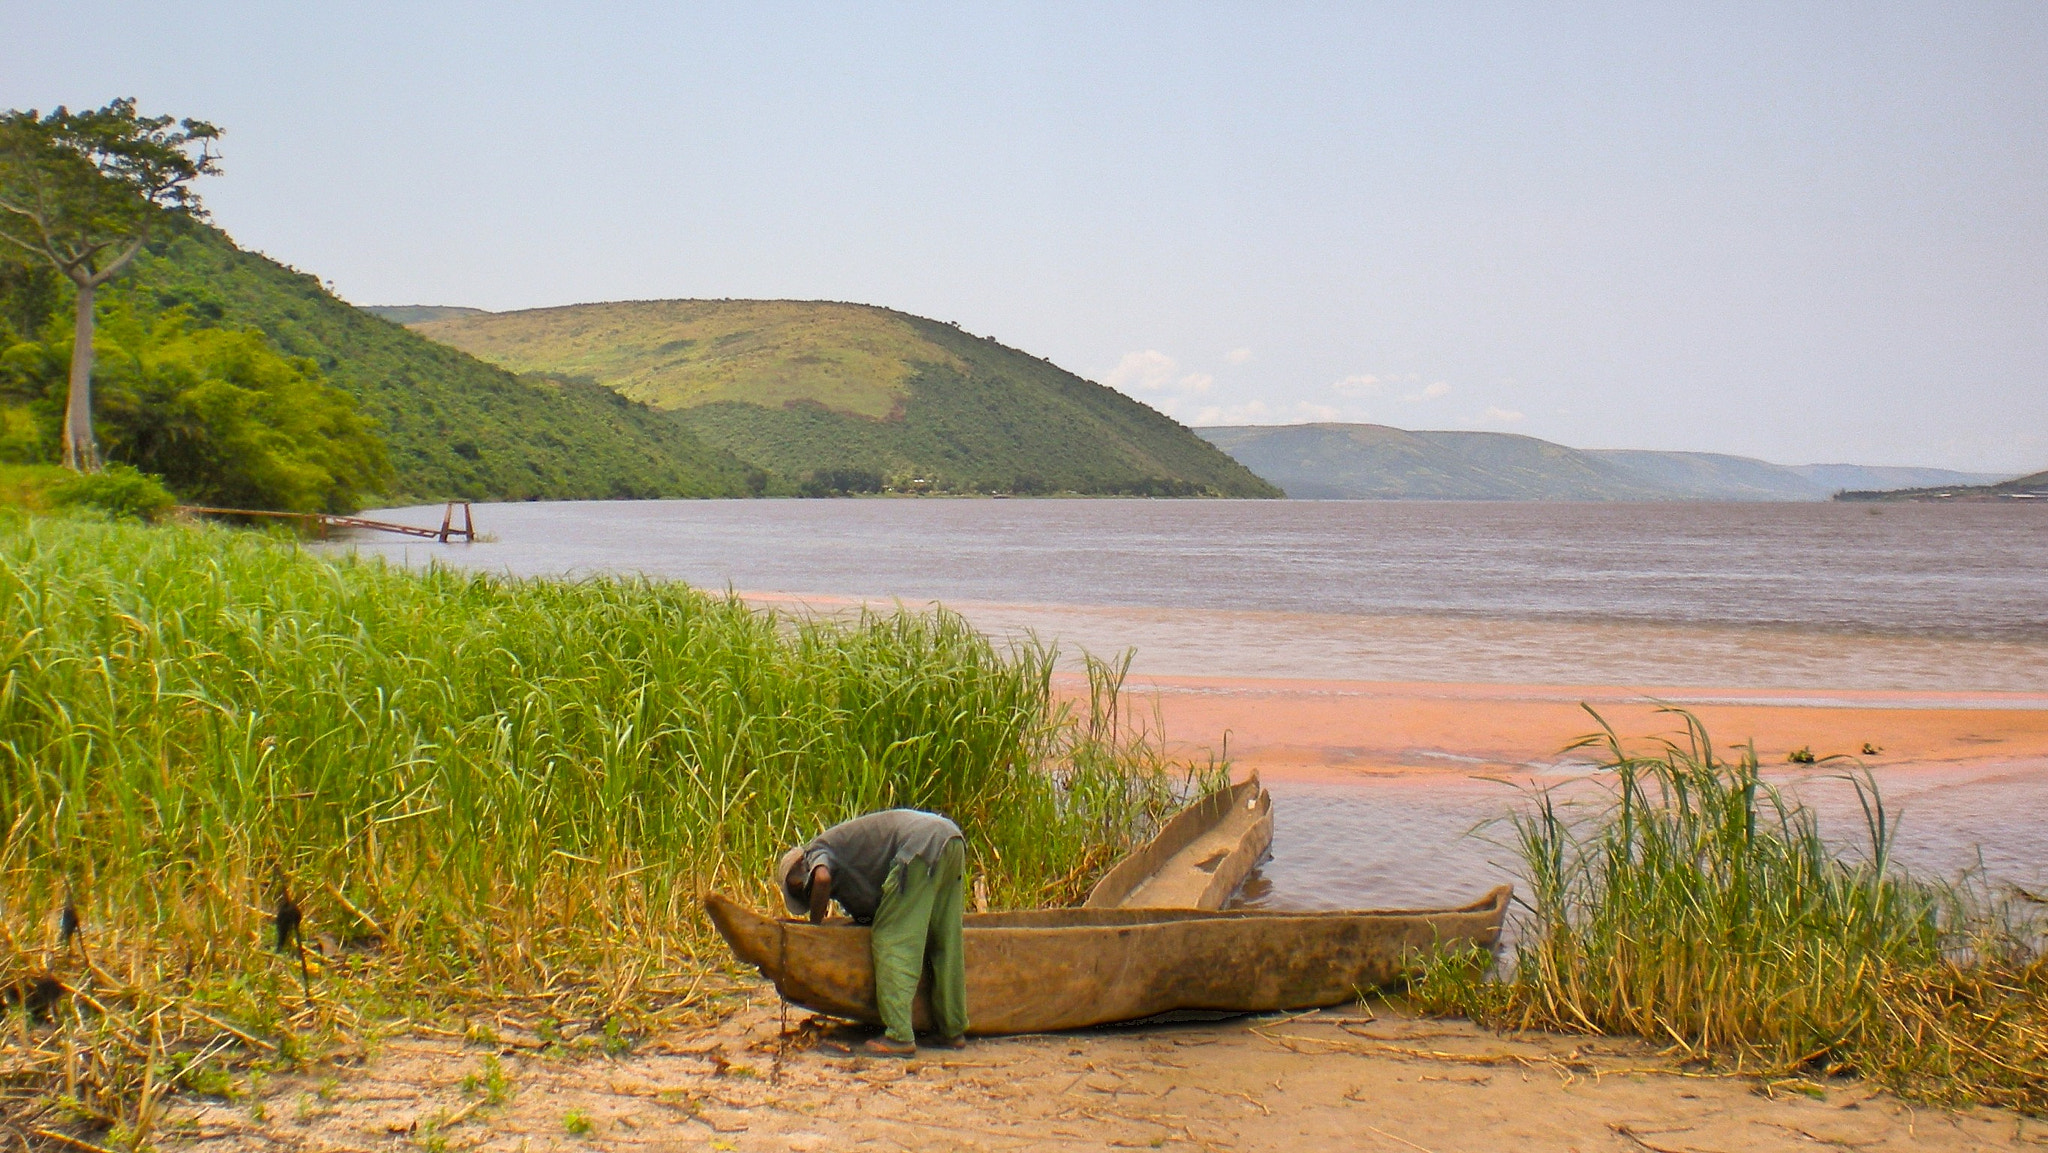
xmin=777 ymin=847 xmax=809 ymax=916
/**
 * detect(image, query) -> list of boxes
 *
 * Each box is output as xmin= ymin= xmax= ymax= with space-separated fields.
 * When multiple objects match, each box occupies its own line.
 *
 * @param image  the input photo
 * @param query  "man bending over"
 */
xmin=779 ymin=808 xmax=969 ymax=1055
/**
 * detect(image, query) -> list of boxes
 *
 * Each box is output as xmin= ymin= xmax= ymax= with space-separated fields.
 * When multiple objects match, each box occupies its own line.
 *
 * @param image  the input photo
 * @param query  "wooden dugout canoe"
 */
xmin=1083 ymin=775 xmax=1273 ymax=910
xmin=703 ymin=886 xmax=1511 ymax=1035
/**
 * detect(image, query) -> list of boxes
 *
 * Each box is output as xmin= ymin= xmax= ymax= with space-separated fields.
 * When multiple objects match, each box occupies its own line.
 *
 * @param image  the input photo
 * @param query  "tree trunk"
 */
xmin=63 ymin=278 xmax=99 ymax=472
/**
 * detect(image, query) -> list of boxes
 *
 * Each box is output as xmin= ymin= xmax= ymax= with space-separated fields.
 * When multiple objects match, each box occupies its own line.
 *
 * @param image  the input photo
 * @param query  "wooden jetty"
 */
xmin=175 ymin=501 xmax=476 ymax=542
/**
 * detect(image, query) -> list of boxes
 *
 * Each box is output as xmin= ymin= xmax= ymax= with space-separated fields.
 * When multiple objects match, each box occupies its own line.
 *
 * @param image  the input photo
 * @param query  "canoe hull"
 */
xmin=704 ymin=887 xmax=1510 ymax=1035
xmin=1083 ymin=776 xmax=1274 ymax=910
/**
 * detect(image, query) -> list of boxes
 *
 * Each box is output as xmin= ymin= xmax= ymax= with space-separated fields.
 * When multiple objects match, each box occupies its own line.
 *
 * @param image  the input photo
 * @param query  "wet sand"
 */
xmin=1102 ymin=674 xmax=2048 ymax=780
xmin=190 ymin=991 xmax=2039 ymax=1152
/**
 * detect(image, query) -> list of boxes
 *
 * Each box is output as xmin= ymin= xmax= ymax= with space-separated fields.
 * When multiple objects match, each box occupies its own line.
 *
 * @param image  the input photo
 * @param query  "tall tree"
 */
xmin=0 ymin=99 xmax=220 ymax=470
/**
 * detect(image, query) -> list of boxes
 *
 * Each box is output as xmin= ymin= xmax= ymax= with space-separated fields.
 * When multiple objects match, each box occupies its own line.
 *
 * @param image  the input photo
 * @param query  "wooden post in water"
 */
xmin=437 ymin=501 xmax=474 ymax=543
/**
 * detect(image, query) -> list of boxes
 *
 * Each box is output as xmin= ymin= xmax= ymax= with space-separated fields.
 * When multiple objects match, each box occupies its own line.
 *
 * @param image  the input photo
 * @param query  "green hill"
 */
xmin=410 ymin=300 xmax=1280 ymax=497
xmin=1196 ymin=423 xmax=2002 ymax=501
xmin=122 ymin=223 xmax=764 ymax=502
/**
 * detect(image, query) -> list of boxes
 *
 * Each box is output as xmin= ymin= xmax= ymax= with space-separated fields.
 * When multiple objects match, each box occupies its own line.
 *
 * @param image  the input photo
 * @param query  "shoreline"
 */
xmin=1073 ymin=672 xmax=2048 ymax=782
xmin=192 ymin=992 xmax=2038 ymax=1152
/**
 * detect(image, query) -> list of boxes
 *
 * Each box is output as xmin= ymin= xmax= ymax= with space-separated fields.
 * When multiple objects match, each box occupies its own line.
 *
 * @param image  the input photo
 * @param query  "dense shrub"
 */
xmin=48 ymin=462 xmax=175 ymax=520
xmin=798 ymin=466 xmax=886 ymax=496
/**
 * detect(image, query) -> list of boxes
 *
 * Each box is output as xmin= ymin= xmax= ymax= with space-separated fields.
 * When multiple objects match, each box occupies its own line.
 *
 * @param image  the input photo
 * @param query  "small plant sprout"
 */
xmin=460 ymin=1053 xmax=511 ymax=1104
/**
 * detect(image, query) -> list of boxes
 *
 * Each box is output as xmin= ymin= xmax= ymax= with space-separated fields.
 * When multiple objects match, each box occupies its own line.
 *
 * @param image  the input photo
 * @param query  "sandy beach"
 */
xmin=1104 ymin=674 xmax=2048 ymax=781
xmin=191 ymin=989 xmax=2040 ymax=1152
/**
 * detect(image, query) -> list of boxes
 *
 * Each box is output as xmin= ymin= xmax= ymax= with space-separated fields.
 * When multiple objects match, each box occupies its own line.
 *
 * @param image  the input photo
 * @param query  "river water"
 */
xmin=338 ymin=498 xmax=2048 ymax=909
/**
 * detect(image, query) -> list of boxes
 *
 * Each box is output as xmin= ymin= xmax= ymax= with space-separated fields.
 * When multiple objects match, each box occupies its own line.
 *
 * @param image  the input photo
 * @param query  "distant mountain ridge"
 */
xmin=1195 ymin=423 xmax=2004 ymax=501
xmin=405 ymin=300 xmax=1278 ymax=497
xmin=1837 ymin=468 xmax=2048 ymax=503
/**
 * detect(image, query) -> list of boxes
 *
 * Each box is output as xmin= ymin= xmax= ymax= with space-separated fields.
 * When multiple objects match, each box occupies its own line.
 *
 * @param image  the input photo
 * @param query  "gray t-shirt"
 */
xmin=800 ymin=809 xmax=962 ymax=923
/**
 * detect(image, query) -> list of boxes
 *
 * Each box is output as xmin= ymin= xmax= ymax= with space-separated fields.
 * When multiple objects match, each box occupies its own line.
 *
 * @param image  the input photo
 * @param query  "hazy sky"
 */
xmin=8 ymin=4 xmax=2045 ymax=472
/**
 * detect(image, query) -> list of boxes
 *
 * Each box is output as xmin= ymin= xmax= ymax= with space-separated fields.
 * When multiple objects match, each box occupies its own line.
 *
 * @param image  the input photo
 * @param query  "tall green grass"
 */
xmin=0 ymin=513 xmax=1203 ymax=1138
xmin=1415 ymin=709 xmax=2046 ymax=1113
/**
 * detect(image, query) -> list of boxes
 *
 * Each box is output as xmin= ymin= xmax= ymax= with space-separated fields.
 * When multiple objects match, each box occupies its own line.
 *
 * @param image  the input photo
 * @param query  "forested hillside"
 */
xmin=122 ymin=224 xmax=764 ymax=501
xmin=413 ymin=300 xmax=1279 ymax=497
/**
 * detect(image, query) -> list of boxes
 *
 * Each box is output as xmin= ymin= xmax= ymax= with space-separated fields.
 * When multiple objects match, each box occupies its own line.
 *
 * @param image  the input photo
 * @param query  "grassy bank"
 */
xmin=1415 ymin=710 xmax=2046 ymax=1113
xmin=0 ymin=513 xmax=1202 ymax=1142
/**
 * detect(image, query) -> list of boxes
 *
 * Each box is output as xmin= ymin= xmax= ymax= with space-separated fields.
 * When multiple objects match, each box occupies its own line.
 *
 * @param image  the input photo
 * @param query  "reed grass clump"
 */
xmin=1414 ymin=709 xmax=2046 ymax=1113
xmin=0 ymin=513 xmax=1206 ymax=1141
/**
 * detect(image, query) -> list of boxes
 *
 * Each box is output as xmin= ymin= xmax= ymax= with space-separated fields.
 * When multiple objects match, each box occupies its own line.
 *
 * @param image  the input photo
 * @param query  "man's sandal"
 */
xmin=861 ymin=1036 xmax=917 ymax=1057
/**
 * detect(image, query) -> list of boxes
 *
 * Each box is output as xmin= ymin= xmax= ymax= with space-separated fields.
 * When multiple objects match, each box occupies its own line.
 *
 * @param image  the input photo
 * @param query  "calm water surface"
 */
xmin=345 ymin=498 xmax=2048 ymax=690
xmin=340 ymin=499 xmax=2048 ymax=907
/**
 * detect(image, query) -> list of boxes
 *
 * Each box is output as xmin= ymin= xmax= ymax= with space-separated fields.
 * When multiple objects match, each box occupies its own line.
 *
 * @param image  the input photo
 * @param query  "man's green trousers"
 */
xmin=870 ymin=838 xmax=969 ymax=1043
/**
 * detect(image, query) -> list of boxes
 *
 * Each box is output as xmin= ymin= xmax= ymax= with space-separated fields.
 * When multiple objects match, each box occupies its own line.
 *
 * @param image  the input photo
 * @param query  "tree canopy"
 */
xmin=0 ymin=99 xmax=220 ymax=469
xmin=2 ymin=306 xmax=391 ymax=513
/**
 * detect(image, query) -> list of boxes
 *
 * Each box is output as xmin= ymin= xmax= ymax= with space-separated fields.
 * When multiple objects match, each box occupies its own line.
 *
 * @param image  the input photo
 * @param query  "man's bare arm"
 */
xmin=808 ymin=864 xmax=832 ymax=924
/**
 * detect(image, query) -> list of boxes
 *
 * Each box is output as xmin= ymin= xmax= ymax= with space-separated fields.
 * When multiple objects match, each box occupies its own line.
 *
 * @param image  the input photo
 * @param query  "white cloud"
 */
xmin=1191 ymin=400 xmax=1271 ymax=425
xmin=1104 ymin=351 xmax=1213 ymax=397
xmin=1104 ymin=349 xmax=1179 ymax=392
xmin=1331 ymin=374 xmax=1380 ymax=396
xmin=1189 ymin=399 xmax=1346 ymax=426
xmin=1403 ymin=381 xmax=1452 ymax=402
xmin=1479 ymin=405 xmax=1526 ymax=424
xmin=1224 ymin=347 xmax=1253 ymax=364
